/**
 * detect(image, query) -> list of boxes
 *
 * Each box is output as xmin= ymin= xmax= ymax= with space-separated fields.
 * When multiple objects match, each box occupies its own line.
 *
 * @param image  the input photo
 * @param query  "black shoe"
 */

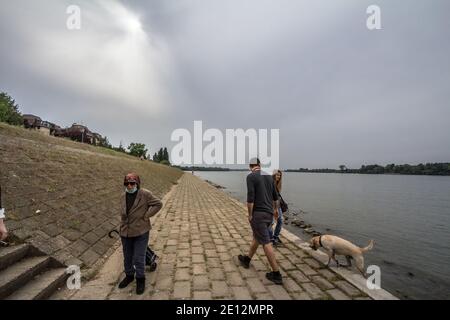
xmin=118 ymin=275 xmax=134 ymax=289
xmin=136 ymin=277 xmax=146 ymax=295
xmin=266 ymin=271 xmax=283 ymax=285
xmin=273 ymin=238 xmax=283 ymax=246
xmin=238 ymin=255 xmax=251 ymax=269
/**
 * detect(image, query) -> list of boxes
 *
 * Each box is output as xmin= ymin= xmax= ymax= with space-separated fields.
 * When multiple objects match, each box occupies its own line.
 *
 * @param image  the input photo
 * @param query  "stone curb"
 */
xmin=225 ymin=186 xmax=397 ymax=300
xmin=280 ymin=230 xmax=398 ymax=300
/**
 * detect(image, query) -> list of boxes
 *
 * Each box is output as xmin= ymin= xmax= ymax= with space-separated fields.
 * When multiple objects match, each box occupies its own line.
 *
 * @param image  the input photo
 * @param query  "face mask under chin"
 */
xmin=125 ymin=187 xmax=138 ymax=194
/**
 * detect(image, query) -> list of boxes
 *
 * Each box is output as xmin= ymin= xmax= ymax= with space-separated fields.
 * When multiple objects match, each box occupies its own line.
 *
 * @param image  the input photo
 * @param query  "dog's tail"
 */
xmin=361 ymin=240 xmax=374 ymax=253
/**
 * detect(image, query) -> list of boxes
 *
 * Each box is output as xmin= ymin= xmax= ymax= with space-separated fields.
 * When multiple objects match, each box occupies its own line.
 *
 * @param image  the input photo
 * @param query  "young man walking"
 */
xmin=118 ymin=173 xmax=163 ymax=295
xmin=238 ymin=158 xmax=283 ymax=284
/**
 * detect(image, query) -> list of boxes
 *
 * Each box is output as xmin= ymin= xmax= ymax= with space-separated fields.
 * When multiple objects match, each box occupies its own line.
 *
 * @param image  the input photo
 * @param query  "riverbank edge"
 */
xmin=220 ymin=184 xmax=399 ymax=300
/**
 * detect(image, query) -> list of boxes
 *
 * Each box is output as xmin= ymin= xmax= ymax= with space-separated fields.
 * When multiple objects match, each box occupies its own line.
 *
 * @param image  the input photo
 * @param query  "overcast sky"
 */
xmin=1 ymin=0 xmax=449 ymax=169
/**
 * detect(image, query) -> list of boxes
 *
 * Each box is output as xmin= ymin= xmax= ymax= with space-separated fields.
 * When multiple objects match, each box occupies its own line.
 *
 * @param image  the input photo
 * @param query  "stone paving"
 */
xmin=105 ymin=173 xmax=372 ymax=300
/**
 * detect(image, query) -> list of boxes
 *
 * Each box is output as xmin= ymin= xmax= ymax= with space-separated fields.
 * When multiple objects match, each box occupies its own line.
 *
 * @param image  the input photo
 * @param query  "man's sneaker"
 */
xmin=136 ymin=277 xmax=146 ymax=295
xmin=118 ymin=275 xmax=134 ymax=289
xmin=273 ymin=238 xmax=283 ymax=246
xmin=266 ymin=271 xmax=283 ymax=285
xmin=238 ymin=255 xmax=251 ymax=269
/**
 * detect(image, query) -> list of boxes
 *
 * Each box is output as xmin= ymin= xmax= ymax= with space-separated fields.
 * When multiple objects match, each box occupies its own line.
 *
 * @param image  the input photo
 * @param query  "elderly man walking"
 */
xmin=238 ymin=158 xmax=283 ymax=284
xmin=118 ymin=173 xmax=163 ymax=295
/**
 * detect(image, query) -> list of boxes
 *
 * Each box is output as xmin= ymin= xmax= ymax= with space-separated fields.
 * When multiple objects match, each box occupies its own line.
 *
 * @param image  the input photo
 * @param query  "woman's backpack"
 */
xmin=279 ymin=194 xmax=289 ymax=213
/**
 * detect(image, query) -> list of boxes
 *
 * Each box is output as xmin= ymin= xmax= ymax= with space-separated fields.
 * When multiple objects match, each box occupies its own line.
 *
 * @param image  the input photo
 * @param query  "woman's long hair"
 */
xmin=272 ymin=169 xmax=282 ymax=193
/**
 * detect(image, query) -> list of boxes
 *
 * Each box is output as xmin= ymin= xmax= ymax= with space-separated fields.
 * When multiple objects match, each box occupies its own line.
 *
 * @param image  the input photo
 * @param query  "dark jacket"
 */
xmin=119 ymin=188 xmax=163 ymax=237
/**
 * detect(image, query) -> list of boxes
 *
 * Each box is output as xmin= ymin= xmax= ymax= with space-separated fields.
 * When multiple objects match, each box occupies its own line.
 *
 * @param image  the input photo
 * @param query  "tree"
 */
xmin=0 ymin=92 xmax=23 ymax=125
xmin=113 ymin=141 xmax=127 ymax=153
xmin=339 ymin=165 xmax=347 ymax=172
xmin=100 ymin=136 xmax=112 ymax=149
xmin=163 ymin=147 xmax=169 ymax=161
xmin=385 ymin=163 xmax=395 ymax=173
xmin=128 ymin=143 xmax=148 ymax=158
xmin=152 ymin=147 xmax=171 ymax=164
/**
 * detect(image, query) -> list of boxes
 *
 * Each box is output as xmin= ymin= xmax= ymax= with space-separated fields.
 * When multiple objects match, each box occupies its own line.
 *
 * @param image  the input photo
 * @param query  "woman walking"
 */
xmin=269 ymin=169 xmax=284 ymax=246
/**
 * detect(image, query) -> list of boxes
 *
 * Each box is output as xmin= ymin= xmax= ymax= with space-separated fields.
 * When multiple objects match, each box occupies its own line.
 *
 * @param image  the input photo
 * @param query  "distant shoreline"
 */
xmin=284 ymin=170 xmax=450 ymax=176
xmin=180 ymin=163 xmax=450 ymax=176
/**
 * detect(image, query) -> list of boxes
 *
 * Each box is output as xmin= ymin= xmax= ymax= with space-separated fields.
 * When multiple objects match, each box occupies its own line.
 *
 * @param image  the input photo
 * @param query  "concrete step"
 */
xmin=0 ymin=256 xmax=50 ymax=299
xmin=6 ymin=268 xmax=68 ymax=300
xmin=0 ymin=244 xmax=30 ymax=271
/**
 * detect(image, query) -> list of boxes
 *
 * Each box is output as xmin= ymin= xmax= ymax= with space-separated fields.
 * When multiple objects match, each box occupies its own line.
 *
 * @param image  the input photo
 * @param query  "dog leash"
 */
xmin=108 ymin=229 xmax=120 ymax=238
xmin=319 ymin=235 xmax=323 ymax=248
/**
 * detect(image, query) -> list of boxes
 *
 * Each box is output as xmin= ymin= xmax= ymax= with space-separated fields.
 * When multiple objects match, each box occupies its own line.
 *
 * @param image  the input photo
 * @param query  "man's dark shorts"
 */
xmin=250 ymin=211 xmax=273 ymax=245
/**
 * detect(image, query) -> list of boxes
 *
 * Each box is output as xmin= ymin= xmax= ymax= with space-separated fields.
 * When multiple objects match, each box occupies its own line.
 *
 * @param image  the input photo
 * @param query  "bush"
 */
xmin=0 ymin=92 xmax=23 ymax=126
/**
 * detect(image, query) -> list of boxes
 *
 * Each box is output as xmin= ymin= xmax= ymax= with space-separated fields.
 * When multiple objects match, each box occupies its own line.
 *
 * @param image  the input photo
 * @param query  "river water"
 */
xmin=194 ymin=171 xmax=450 ymax=300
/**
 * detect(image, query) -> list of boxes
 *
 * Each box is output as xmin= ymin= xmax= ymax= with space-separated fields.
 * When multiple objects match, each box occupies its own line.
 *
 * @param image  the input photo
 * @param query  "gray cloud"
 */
xmin=1 ymin=0 xmax=449 ymax=168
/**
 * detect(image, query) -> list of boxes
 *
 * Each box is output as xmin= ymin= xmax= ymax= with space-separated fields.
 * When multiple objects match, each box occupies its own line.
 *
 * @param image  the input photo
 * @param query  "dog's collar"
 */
xmin=319 ymin=236 xmax=323 ymax=248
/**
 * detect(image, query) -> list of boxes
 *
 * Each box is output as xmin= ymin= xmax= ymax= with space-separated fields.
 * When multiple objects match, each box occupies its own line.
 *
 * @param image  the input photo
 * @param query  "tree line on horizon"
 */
xmin=178 ymin=166 xmax=232 ymax=171
xmin=180 ymin=163 xmax=450 ymax=176
xmin=288 ymin=163 xmax=450 ymax=176
xmin=0 ymin=91 xmax=171 ymax=165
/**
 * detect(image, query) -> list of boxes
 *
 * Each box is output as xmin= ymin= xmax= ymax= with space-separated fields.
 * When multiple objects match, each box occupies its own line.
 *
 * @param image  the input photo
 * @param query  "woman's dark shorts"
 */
xmin=250 ymin=211 xmax=273 ymax=245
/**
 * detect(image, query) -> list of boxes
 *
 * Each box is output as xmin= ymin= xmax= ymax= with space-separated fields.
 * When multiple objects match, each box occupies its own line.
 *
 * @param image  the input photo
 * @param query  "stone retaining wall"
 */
xmin=0 ymin=123 xmax=183 ymax=268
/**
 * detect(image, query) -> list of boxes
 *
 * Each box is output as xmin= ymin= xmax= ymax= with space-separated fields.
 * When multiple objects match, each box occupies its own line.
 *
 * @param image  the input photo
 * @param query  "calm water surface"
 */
xmin=194 ymin=171 xmax=450 ymax=300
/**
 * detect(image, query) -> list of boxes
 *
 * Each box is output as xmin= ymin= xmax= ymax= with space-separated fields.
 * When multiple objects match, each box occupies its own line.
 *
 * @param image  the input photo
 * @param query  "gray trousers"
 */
xmin=121 ymin=232 xmax=149 ymax=279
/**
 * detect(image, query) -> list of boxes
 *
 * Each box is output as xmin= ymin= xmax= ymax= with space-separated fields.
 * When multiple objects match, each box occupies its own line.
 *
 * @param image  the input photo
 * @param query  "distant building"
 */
xmin=93 ymin=133 xmax=103 ymax=146
xmin=23 ymin=114 xmax=104 ymax=145
xmin=23 ymin=114 xmax=42 ymax=129
xmin=53 ymin=127 xmax=68 ymax=137
xmin=23 ymin=114 xmax=51 ymax=135
xmin=41 ymin=121 xmax=60 ymax=135
xmin=54 ymin=123 xmax=94 ymax=144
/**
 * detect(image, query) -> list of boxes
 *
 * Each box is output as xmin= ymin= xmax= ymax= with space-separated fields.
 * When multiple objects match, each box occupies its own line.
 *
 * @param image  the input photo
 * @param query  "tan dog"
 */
xmin=309 ymin=235 xmax=374 ymax=277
